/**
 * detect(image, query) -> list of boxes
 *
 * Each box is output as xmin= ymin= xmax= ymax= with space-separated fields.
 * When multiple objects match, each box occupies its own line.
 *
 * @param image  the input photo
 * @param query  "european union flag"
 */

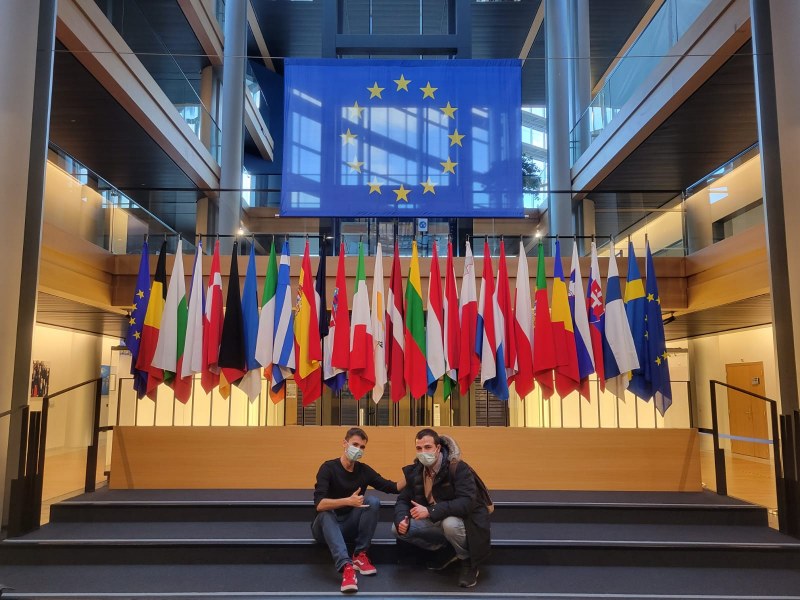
xmin=630 ymin=242 xmax=673 ymax=415
xmin=125 ymin=240 xmax=150 ymax=399
xmin=281 ymin=59 xmax=523 ymax=217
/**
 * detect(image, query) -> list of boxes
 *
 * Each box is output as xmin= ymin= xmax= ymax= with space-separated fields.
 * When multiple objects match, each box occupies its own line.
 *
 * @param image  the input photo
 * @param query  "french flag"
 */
xmin=476 ymin=241 xmax=509 ymax=400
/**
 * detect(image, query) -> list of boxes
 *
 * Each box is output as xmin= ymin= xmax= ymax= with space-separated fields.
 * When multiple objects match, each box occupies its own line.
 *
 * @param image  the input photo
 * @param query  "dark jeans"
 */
xmin=311 ymin=495 xmax=381 ymax=571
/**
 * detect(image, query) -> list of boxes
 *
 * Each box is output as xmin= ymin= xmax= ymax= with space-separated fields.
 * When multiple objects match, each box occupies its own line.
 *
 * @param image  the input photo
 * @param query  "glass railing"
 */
xmin=570 ymin=0 xmax=712 ymax=164
xmin=46 ymin=145 xmax=193 ymax=255
xmin=246 ymin=62 xmax=270 ymax=130
xmin=215 ymin=0 xmax=226 ymax=30
xmin=93 ymin=0 xmax=221 ymax=162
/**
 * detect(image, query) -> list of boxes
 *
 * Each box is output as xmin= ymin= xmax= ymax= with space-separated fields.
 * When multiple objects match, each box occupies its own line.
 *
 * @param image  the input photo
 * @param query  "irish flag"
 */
xmin=349 ymin=242 xmax=375 ymax=400
xmin=181 ymin=242 xmax=204 ymax=384
xmin=404 ymin=241 xmax=427 ymax=400
xmin=426 ymin=242 xmax=445 ymax=396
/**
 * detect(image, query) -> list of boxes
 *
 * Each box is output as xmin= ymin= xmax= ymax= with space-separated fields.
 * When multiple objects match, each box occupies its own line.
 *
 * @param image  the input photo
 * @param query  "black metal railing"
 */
xmin=8 ymin=377 xmax=104 ymax=537
xmin=700 ymin=379 xmax=786 ymax=532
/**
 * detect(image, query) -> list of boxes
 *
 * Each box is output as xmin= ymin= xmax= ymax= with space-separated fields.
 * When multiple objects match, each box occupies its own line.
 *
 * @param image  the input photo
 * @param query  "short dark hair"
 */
xmin=415 ymin=428 xmax=440 ymax=445
xmin=345 ymin=427 xmax=368 ymax=442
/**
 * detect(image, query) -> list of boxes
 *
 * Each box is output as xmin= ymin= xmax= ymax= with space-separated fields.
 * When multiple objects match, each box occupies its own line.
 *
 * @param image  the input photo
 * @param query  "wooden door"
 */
xmin=725 ymin=362 xmax=769 ymax=459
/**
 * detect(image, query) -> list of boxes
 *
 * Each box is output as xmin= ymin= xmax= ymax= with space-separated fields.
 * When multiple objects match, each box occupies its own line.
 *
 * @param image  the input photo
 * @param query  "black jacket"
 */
xmin=394 ymin=435 xmax=491 ymax=567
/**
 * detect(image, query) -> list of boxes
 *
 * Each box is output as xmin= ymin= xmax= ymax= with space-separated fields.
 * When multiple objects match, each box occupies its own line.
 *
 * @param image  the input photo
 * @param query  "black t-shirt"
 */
xmin=313 ymin=458 xmax=399 ymax=515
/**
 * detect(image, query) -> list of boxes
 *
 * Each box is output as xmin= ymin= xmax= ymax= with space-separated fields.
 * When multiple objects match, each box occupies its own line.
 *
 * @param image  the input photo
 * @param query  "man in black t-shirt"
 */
xmin=312 ymin=427 xmax=404 ymax=593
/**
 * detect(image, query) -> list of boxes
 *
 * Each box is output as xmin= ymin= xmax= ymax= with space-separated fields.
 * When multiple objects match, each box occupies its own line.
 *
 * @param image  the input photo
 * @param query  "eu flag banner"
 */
xmin=281 ymin=59 xmax=523 ymax=217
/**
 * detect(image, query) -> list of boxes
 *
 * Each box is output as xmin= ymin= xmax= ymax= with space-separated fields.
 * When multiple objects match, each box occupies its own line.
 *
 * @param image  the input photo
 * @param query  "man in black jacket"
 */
xmin=312 ymin=427 xmax=404 ymax=593
xmin=393 ymin=428 xmax=491 ymax=588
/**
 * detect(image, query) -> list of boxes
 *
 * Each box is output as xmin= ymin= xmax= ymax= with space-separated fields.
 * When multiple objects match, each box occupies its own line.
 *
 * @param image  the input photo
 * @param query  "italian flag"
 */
xmin=404 ymin=241 xmax=427 ymax=399
xmin=255 ymin=240 xmax=281 ymax=402
xmin=348 ymin=242 xmax=375 ymax=400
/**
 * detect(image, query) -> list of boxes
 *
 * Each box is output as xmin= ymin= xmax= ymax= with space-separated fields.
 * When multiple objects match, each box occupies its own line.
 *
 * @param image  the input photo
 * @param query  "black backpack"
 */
xmin=449 ymin=460 xmax=494 ymax=514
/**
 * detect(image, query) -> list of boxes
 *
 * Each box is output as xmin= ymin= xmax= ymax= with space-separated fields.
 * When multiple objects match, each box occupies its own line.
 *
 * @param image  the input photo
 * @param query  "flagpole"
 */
xmin=615 ymin=394 xmax=620 ymax=428
xmin=228 ymin=394 xmax=232 ymax=426
xmin=190 ymin=379 xmax=195 ymax=426
xmin=596 ymin=379 xmax=601 ymax=428
xmin=578 ymin=394 xmax=582 ymax=428
xmin=153 ymin=395 xmax=157 ymax=427
xmin=172 ymin=392 xmax=176 ymax=426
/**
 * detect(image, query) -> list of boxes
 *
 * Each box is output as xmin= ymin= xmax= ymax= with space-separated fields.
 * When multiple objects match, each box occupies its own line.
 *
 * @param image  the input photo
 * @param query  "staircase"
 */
xmin=1 ymin=488 xmax=800 ymax=598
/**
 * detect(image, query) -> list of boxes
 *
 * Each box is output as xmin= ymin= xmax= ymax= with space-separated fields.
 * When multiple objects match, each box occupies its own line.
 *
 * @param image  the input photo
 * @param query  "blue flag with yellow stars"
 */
xmin=126 ymin=240 xmax=150 ymax=399
xmin=281 ymin=59 xmax=523 ymax=217
xmin=629 ymin=241 xmax=673 ymax=415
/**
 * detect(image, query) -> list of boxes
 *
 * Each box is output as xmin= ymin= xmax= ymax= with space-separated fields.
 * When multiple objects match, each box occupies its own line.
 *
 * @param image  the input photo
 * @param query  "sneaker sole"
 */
xmin=459 ymin=569 xmax=479 ymax=588
xmin=353 ymin=566 xmax=377 ymax=575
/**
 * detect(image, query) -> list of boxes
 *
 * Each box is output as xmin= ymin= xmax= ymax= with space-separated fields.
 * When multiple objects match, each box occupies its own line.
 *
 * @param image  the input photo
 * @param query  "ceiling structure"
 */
xmin=664 ymin=294 xmax=773 ymax=342
xmin=36 ymin=293 xmax=128 ymax=339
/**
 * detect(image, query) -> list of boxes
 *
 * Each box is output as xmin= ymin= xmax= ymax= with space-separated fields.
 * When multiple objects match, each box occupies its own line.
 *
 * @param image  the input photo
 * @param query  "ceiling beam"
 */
xmin=247 ymin=0 xmax=275 ymax=72
xmin=519 ymin=1 xmax=544 ymax=63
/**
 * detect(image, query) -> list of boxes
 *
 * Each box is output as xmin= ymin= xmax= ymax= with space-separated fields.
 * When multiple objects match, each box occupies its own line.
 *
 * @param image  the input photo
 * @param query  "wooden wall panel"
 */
xmin=110 ymin=426 xmax=701 ymax=492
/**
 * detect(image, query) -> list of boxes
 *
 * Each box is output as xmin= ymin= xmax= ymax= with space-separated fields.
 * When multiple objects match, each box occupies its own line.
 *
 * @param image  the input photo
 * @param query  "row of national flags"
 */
xmin=125 ymin=237 xmax=672 ymax=415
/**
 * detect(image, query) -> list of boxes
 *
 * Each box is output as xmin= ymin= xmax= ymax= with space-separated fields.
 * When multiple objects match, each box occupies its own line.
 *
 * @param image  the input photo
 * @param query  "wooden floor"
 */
xmin=39 ymin=445 xmax=780 ymax=527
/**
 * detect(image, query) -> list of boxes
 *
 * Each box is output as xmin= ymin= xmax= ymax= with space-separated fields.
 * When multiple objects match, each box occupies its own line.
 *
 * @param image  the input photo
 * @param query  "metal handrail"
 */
xmin=704 ymin=379 xmax=786 ymax=532
xmin=33 ymin=377 xmax=104 ymax=527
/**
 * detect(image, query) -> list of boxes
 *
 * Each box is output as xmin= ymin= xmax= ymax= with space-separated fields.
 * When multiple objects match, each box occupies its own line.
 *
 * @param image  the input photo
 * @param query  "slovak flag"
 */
xmin=586 ymin=242 xmax=606 ymax=391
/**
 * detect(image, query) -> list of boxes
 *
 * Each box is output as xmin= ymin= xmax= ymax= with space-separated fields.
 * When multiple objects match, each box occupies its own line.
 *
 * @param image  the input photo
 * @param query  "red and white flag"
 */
xmin=386 ymin=242 xmax=406 ymax=402
xmin=371 ymin=243 xmax=387 ymax=403
xmin=201 ymin=240 xmax=223 ymax=393
xmin=426 ymin=242 xmax=445 ymax=395
xmin=348 ymin=242 xmax=375 ymax=400
xmin=443 ymin=241 xmax=460 ymax=400
xmin=457 ymin=241 xmax=480 ymax=395
xmin=497 ymin=241 xmax=517 ymax=381
xmin=512 ymin=241 xmax=535 ymax=398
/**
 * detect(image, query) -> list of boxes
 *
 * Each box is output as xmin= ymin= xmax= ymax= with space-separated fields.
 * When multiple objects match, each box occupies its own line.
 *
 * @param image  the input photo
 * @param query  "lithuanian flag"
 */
xmin=404 ymin=241 xmax=427 ymax=399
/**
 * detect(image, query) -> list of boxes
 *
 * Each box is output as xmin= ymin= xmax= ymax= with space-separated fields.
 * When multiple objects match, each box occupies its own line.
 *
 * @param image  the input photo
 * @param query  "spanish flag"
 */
xmin=294 ymin=240 xmax=322 ymax=406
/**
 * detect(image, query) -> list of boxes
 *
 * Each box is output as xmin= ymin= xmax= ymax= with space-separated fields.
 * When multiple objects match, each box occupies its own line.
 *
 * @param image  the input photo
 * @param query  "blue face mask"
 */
xmin=346 ymin=445 xmax=364 ymax=462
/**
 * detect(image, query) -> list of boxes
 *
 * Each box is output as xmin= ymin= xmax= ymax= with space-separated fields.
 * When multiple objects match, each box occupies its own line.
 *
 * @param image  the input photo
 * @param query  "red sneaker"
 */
xmin=340 ymin=563 xmax=358 ymax=593
xmin=352 ymin=551 xmax=377 ymax=575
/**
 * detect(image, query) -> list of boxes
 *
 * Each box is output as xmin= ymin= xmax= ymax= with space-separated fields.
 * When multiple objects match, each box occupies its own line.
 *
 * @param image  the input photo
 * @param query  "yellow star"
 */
xmin=440 ymin=102 xmax=458 ymax=119
xmin=347 ymin=160 xmax=364 ymax=173
xmin=657 ymin=296 xmax=661 ymax=305
xmin=134 ymin=330 xmax=141 ymax=339
xmin=420 ymin=81 xmax=438 ymax=99
xmin=421 ymin=178 xmax=436 ymax=194
xmin=647 ymin=293 xmax=655 ymax=301
xmin=440 ymin=157 xmax=458 ymax=174
xmin=340 ymin=128 xmax=357 ymax=145
xmin=393 ymin=185 xmax=411 ymax=202
xmin=448 ymin=129 xmax=465 ymax=147
xmin=655 ymin=356 xmax=662 ymax=366
xmin=129 ymin=317 xmax=136 ymax=325
xmin=645 ymin=331 xmax=649 ymax=339
xmin=394 ymin=74 xmax=411 ymax=91
xmin=662 ymin=351 xmax=669 ymax=359
xmin=367 ymin=82 xmax=385 ymax=99
xmin=368 ymin=181 xmax=382 ymax=195
xmin=349 ymin=101 xmax=365 ymax=120
xmin=136 ymin=289 xmax=145 ymax=299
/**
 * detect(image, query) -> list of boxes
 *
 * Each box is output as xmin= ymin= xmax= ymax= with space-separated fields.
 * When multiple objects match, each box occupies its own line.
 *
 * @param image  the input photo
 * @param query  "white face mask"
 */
xmin=417 ymin=452 xmax=437 ymax=467
xmin=345 ymin=445 xmax=364 ymax=462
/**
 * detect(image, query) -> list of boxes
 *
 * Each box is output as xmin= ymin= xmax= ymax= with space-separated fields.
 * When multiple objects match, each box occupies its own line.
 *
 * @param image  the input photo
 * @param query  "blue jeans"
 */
xmin=392 ymin=516 xmax=469 ymax=560
xmin=311 ymin=495 xmax=381 ymax=571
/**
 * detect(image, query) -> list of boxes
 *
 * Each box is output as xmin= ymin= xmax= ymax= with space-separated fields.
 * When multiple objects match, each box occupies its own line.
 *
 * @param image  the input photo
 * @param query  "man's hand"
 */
xmin=410 ymin=500 xmax=429 ymax=520
xmin=397 ymin=516 xmax=409 ymax=535
xmin=346 ymin=488 xmax=364 ymax=507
